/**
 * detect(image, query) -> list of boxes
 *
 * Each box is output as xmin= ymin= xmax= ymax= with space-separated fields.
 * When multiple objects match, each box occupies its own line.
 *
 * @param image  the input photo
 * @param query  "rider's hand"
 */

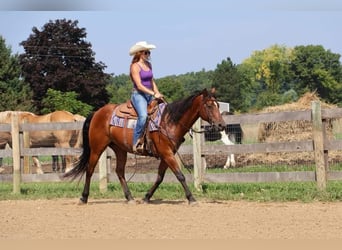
xmin=154 ymin=92 xmax=163 ymax=99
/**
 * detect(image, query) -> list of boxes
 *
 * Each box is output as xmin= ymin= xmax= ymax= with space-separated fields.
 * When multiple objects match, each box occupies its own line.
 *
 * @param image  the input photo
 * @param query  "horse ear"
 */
xmin=201 ymin=88 xmax=209 ymax=97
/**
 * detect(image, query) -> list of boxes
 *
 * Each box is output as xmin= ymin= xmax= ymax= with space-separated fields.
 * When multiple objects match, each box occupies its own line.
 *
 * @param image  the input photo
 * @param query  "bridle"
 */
xmin=182 ymin=95 xmax=220 ymax=135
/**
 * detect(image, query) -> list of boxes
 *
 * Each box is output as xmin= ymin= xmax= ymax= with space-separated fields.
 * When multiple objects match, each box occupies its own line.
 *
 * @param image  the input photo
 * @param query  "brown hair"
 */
xmin=131 ymin=52 xmax=142 ymax=64
xmin=129 ymin=51 xmax=152 ymax=81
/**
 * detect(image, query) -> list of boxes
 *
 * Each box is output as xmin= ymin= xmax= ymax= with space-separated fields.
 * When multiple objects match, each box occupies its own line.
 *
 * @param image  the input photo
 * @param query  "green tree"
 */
xmin=175 ymin=70 xmax=213 ymax=95
xmin=240 ymin=45 xmax=294 ymax=109
xmin=157 ymin=76 xmax=186 ymax=102
xmin=211 ymin=58 xmax=244 ymax=112
xmin=106 ymin=74 xmax=131 ymax=104
xmin=0 ymin=36 xmax=34 ymax=111
xmin=41 ymin=88 xmax=92 ymax=116
xmin=290 ymin=45 xmax=342 ymax=104
xmin=19 ymin=19 xmax=109 ymax=113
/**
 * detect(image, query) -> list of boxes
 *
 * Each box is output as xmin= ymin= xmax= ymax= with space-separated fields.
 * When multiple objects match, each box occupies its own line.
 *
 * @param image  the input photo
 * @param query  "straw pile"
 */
xmin=237 ymin=91 xmax=341 ymax=166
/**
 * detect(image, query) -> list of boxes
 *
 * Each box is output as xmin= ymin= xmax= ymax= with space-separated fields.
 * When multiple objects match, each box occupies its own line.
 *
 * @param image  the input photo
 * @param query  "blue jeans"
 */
xmin=131 ymin=90 xmax=153 ymax=145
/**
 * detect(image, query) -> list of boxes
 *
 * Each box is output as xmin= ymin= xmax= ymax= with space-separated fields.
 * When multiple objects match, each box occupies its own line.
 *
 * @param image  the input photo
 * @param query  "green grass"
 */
xmin=1 ymin=181 xmax=342 ymax=202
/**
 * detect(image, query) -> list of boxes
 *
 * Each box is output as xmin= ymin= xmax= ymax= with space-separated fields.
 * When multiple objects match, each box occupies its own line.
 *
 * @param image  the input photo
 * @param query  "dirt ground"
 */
xmin=1 ymin=198 xmax=342 ymax=239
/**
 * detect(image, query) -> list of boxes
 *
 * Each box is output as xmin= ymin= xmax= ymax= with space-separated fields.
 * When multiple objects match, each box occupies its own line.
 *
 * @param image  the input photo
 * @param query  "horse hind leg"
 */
xmin=113 ymin=147 xmax=135 ymax=203
xmin=80 ymin=151 xmax=103 ymax=204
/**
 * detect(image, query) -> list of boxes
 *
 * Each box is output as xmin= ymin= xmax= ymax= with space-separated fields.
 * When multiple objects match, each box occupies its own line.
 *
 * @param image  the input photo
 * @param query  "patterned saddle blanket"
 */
xmin=110 ymin=102 xmax=166 ymax=132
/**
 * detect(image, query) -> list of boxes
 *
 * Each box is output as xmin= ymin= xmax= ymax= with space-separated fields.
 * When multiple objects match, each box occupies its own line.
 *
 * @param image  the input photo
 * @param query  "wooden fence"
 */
xmin=1 ymin=101 xmax=342 ymax=193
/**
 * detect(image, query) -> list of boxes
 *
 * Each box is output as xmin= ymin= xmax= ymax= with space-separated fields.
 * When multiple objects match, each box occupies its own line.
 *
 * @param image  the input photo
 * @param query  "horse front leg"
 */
xmin=52 ymin=155 xmax=59 ymax=172
xmin=32 ymin=156 xmax=44 ymax=174
xmin=224 ymin=154 xmax=231 ymax=169
xmin=143 ymin=160 xmax=168 ymax=203
xmin=165 ymin=156 xmax=197 ymax=205
xmin=231 ymin=153 xmax=236 ymax=167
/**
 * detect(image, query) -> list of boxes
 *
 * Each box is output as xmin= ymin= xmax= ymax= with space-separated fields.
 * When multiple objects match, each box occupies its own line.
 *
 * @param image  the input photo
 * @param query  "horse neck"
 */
xmin=175 ymin=96 xmax=202 ymax=135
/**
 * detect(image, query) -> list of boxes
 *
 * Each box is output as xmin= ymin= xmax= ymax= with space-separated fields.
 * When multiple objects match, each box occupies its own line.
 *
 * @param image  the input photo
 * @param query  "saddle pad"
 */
xmin=110 ymin=102 xmax=166 ymax=132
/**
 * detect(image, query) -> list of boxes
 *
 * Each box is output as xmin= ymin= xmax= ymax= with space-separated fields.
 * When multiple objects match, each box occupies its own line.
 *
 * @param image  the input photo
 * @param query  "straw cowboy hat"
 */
xmin=129 ymin=41 xmax=156 ymax=56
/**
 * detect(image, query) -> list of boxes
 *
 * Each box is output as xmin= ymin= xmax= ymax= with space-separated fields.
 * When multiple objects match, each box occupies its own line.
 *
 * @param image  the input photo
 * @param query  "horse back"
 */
xmin=49 ymin=110 xmax=75 ymax=123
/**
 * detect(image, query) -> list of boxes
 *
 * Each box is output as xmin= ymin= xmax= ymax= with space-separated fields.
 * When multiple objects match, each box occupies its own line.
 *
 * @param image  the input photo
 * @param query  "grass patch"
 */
xmin=0 ymin=181 xmax=341 ymax=202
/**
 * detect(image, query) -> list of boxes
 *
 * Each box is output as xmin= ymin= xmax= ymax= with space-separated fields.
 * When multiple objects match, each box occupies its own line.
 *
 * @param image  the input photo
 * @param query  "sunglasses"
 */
xmin=143 ymin=51 xmax=151 ymax=55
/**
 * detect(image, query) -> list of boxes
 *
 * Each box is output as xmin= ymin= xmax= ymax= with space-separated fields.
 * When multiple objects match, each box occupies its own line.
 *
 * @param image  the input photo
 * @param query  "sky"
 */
xmin=0 ymin=0 xmax=341 ymax=78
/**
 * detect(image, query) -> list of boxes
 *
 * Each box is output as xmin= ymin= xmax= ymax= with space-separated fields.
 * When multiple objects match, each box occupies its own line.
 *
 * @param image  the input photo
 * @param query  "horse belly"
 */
xmin=110 ymin=126 xmax=134 ymax=149
xmin=29 ymin=131 xmax=56 ymax=147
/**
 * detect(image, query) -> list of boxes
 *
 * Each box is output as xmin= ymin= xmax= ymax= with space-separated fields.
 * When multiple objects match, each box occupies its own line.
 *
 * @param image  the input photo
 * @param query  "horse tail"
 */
xmin=63 ymin=112 xmax=94 ymax=180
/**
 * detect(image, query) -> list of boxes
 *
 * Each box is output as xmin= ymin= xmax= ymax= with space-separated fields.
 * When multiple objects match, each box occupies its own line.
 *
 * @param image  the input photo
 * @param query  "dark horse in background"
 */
xmin=204 ymin=111 xmax=243 ymax=168
xmin=64 ymin=88 xmax=225 ymax=205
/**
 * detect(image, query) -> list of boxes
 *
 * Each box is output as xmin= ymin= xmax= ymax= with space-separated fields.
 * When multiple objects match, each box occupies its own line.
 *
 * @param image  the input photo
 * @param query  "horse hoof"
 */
xmin=78 ymin=197 xmax=88 ymax=205
xmin=36 ymin=169 xmax=44 ymax=174
xmin=127 ymin=199 xmax=137 ymax=205
xmin=189 ymin=200 xmax=199 ymax=206
xmin=141 ymin=198 xmax=150 ymax=204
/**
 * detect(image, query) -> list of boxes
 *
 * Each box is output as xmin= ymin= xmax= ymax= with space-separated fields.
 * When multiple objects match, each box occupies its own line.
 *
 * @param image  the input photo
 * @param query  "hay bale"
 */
xmin=259 ymin=91 xmax=337 ymax=142
xmin=244 ymin=92 xmax=339 ymax=166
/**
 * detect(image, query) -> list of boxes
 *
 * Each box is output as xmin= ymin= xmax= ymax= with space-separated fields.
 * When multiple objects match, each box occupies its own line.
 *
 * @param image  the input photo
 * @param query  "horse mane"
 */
xmin=164 ymin=89 xmax=208 ymax=124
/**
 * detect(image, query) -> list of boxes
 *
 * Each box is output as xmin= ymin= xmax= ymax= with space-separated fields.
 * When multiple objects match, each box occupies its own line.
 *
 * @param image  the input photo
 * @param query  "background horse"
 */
xmin=64 ymin=88 xmax=225 ymax=205
xmin=204 ymin=111 xmax=243 ymax=168
xmin=0 ymin=110 xmax=83 ymax=173
xmin=51 ymin=113 xmax=85 ymax=172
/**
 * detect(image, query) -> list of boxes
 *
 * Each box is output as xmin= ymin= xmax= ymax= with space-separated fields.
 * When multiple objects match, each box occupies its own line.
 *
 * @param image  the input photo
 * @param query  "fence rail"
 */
xmin=1 ymin=101 xmax=342 ymax=192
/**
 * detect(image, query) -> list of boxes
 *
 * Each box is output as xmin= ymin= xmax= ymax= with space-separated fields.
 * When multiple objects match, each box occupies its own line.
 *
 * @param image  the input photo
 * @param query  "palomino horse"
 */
xmin=64 ymin=88 xmax=225 ymax=205
xmin=51 ymin=114 xmax=86 ymax=172
xmin=0 ymin=111 xmax=83 ymax=173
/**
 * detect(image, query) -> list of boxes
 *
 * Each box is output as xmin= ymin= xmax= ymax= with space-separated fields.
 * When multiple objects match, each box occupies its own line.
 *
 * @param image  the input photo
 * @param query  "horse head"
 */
xmin=198 ymin=88 xmax=226 ymax=132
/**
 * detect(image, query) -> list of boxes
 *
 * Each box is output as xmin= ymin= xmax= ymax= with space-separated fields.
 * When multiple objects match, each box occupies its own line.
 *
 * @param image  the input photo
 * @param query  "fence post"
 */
xmin=193 ymin=119 xmax=202 ymax=191
xmin=99 ymin=149 xmax=108 ymax=193
xmin=22 ymin=119 xmax=30 ymax=174
xmin=11 ymin=112 xmax=21 ymax=194
xmin=311 ymin=101 xmax=327 ymax=190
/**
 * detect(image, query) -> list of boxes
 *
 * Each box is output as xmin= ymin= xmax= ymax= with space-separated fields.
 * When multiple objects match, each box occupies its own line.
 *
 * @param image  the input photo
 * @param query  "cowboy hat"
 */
xmin=129 ymin=41 xmax=156 ymax=56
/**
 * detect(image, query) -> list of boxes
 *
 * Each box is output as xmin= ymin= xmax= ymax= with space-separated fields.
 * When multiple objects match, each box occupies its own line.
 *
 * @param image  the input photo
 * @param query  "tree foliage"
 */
xmin=19 ymin=19 xmax=109 ymax=113
xmin=0 ymin=36 xmax=34 ymax=111
xmin=157 ymin=76 xmax=186 ymax=102
xmin=290 ymin=45 xmax=342 ymax=104
xmin=240 ymin=45 xmax=294 ymax=109
xmin=211 ymin=58 xmax=245 ymax=112
xmin=106 ymin=74 xmax=132 ymax=104
xmin=41 ymin=88 xmax=92 ymax=116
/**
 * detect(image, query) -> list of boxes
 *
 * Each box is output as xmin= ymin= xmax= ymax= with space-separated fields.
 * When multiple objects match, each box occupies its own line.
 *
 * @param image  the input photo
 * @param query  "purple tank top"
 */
xmin=134 ymin=64 xmax=153 ymax=89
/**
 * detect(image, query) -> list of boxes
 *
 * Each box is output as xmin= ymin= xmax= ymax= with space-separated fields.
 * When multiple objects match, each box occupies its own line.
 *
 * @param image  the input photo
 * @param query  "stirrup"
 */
xmin=133 ymin=142 xmax=144 ymax=154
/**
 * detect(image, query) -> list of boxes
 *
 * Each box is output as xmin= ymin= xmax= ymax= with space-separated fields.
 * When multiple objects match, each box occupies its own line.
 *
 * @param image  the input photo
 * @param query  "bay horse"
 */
xmin=0 ymin=110 xmax=83 ymax=173
xmin=64 ymin=88 xmax=225 ymax=205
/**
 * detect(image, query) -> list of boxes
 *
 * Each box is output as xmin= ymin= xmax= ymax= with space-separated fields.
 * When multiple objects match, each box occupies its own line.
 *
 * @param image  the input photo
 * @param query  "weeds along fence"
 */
xmin=1 ymin=101 xmax=342 ymax=193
